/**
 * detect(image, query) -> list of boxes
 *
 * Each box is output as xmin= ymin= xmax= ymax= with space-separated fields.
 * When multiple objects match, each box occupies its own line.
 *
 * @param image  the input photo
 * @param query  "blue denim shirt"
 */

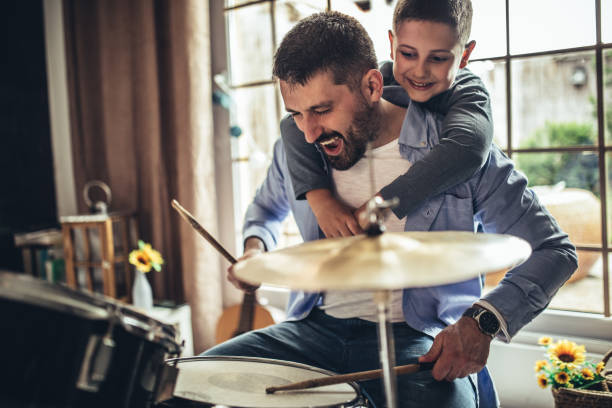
xmin=242 ymin=100 xmax=577 ymax=407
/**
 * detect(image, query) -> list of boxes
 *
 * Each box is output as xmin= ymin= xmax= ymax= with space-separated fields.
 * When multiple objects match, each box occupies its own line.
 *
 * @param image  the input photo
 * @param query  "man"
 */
xmin=207 ymin=11 xmax=577 ymax=408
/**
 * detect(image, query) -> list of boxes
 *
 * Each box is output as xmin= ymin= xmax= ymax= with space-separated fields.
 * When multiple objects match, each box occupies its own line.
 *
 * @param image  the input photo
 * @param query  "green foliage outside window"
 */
xmin=516 ymin=122 xmax=599 ymax=196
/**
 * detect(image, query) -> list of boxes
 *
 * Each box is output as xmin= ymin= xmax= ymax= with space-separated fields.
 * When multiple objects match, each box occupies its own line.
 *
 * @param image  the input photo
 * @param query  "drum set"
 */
xmin=0 ymin=196 xmax=531 ymax=408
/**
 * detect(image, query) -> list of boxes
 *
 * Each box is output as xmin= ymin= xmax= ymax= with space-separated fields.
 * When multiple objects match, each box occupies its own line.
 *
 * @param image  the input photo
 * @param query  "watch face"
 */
xmin=479 ymin=311 xmax=500 ymax=335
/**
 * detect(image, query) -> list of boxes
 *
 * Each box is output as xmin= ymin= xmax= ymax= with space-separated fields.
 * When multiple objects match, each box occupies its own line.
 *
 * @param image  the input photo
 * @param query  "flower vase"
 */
xmin=132 ymin=270 xmax=153 ymax=311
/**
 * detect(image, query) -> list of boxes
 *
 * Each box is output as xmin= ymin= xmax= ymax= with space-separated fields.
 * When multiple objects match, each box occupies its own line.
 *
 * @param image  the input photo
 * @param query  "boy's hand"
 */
xmin=227 ymin=237 xmax=264 ymax=292
xmin=306 ymin=189 xmax=363 ymax=238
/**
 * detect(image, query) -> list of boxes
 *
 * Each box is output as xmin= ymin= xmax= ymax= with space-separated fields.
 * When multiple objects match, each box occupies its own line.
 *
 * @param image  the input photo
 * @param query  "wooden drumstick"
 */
xmin=171 ymin=199 xmax=237 ymax=264
xmin=265 ymin=362 xmax=434 ymax=394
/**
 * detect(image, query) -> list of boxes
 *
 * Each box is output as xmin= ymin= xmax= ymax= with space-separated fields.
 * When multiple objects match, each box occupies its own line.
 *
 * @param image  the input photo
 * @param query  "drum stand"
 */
xmin=364 ymin=190 xmax=401 ymax=408
xmin=374 ymin=290 xmax=398 ymax=408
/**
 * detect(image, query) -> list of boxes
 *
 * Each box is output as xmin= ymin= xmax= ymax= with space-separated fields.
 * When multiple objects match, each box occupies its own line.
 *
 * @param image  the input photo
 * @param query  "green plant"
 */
xmin=516 ymin=122 xmax=599 ymax=196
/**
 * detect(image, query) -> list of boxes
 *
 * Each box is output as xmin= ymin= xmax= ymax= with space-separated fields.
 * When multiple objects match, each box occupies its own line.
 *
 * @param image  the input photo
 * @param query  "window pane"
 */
xmin=605 ymin=50 xmax=612 ymax=145
xmin=470 ymin=0 xmax=506 ymax=60
xmin=275 ymin=1 xmax=328 ymax=48
xmin=227 ymin=3 xmax=274 ymax=85
xmin=515 ymin=152 xmax=600 ymax=198
xmin=467 ymin=60 xmax=508 ymax=149
xmin=547 ymin=252 xmax=603 ymax=314
xmin=232 ymin=85 xmax=280 ymax=200
xmin=331 ymin=0 xmax=395 ymax=63
xmin=509 ymin=0 xmax=595 ymax=54
xmin=225 ymin=0 xmax=262 ymax=8
xmin=603 ymin=0 xmax=612 ymax=44
xmin=511 ymin=52 xmax=598 ymax=149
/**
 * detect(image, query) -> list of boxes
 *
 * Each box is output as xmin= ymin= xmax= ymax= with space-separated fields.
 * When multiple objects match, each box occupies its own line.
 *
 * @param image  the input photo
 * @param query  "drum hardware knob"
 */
xmin=76 ymin=317 xmax=117 ymax=392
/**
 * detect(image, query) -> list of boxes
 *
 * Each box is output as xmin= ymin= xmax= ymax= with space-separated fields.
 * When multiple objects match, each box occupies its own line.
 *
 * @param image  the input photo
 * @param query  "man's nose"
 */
xmin=301 ymin=115 xmax=322 ymax=144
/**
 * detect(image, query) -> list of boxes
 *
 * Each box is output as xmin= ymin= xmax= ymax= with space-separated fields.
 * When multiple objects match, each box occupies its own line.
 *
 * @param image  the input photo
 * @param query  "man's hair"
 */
xmin=273 ymin=11 xmax=377 ymax=89
xmin=392 ymin=0 xmax=473 ymax=45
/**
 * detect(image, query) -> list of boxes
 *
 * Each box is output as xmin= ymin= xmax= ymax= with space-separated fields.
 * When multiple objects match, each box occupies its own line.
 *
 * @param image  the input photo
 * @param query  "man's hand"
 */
xmin=418 ymin=316 xmax=492 ymax=381
xmin=306 ymin=189 xmax=363 ymax=238
xmin=227 ymin=237 xmax=264 ymax=292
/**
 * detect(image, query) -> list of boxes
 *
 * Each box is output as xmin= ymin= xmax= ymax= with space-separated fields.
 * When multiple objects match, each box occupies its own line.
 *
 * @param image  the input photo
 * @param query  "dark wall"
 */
xmin=0 ymin=0 xmax=57 ymax=270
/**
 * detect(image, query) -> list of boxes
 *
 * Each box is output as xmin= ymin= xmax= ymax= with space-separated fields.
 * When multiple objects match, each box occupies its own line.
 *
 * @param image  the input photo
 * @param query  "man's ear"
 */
xmin=388 ymin=30 xmax=395 ymax=60
xmin=459 ymin=40 xmax=476 ymax=69
xmin=361 ymin=69 xmax=384 ymax=103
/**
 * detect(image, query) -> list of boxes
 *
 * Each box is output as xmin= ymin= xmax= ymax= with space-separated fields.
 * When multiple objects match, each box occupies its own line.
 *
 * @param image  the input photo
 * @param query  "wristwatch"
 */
xmin=462 ymin=306 xmax=501 ymax=338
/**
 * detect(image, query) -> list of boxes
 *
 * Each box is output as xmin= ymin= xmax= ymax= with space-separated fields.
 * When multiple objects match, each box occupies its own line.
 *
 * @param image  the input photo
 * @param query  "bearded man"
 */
xmin=203 ymin=11 xmax=576 ymax=408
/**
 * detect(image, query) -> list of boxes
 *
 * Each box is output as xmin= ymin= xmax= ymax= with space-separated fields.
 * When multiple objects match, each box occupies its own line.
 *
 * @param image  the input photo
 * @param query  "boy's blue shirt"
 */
xmin=242 ymin=96 xmax=576 ymax=408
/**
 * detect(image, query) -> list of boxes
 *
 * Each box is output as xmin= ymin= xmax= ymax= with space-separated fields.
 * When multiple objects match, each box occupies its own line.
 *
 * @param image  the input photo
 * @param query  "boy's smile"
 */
xmin=389 ymin=20 xmax=475 ymax=102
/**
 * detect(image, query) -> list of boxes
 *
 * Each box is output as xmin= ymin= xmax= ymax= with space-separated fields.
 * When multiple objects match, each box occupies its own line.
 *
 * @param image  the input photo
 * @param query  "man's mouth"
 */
xmin=318 ymin=135 xmax=344 ymax=156
xmin=407 ymin=78 xmax=434 ymax=91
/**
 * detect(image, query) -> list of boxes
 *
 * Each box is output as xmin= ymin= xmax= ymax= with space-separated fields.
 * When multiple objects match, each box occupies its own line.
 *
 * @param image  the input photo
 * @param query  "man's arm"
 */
xmin=228 ymin=140 xmax=293 ymax=291
xmin=420 ymin=148 xmax=577 ymax=381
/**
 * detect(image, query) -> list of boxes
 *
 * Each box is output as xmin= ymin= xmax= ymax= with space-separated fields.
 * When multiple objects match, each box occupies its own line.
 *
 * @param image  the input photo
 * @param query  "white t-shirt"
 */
xmin=320 ymin=137 xmax=411 ymax=322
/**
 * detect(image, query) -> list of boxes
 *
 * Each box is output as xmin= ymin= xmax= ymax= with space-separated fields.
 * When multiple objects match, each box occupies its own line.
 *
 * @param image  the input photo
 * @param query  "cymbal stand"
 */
xmin=374 ymin=289 xmax=398 ymax=408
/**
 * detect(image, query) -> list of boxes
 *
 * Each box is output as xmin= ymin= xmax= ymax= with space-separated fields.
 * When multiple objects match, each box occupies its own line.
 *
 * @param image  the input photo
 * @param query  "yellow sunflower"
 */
xmin=554 ymin=371 xmax=570 ymax=385
xmin=538 ymin=336 xmax=553 ymax=346
xmin=596 ymin=361 xmax=605 ymax=375
xmin=581 ymin=368 xmax=595 ymax=381
xmin=142 ymin=243 xmax=164 ymax=271
xmin=534 ymin=360 xmax=548 ymax=372
xmin=129 ymin=240 xmax=164 ymax=273
xmin=548 ymin=340 xmax=586 ymax=370
xmin=537 ymin=374 xmax=548 ymax=389
xmin=130 ymin=249 xmax=153 ymax=272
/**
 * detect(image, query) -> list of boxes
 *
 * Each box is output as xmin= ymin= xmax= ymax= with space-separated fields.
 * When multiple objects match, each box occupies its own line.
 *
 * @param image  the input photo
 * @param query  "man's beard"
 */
xmin=321 ymin=101 xmax=381 ymax=171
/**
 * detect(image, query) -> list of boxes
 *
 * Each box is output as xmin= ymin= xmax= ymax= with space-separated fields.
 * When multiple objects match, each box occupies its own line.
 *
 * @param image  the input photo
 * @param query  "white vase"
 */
xmin=132 ymin=270 xmax=153 ymax=311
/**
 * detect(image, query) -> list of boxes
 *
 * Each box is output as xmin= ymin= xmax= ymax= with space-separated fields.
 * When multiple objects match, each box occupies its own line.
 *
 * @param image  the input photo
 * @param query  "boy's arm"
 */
xmin=280 ymin=115 xmax=362 ymax=237
xmin=280 ymin=115 xmax=331 ymax=200
xmin=378 ymin=68 xmax=493 ymax=219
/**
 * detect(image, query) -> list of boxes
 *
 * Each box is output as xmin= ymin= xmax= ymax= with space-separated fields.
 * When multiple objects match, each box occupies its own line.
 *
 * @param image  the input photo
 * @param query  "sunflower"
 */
xmin=534 ymin=360 xmax=548 ymax=372
xmin=548 ymin=340 xmax=586 ymax=370
xmin=581 ymin=368 xmax=595 ymax=381
xmin=537 ymin=374 xmax=548 ymax=388
xmin=129 ymin=240 xmax=164 ymax=273
xmin=538 ymin=336 xmax=553 ymax=346
xmin=141 ymin=243 xmax=164 ymax=271
xmin=554 ymin=371 xmax=570 ymax=385
xmin=596 ymin=361 xmax=605 ymax=375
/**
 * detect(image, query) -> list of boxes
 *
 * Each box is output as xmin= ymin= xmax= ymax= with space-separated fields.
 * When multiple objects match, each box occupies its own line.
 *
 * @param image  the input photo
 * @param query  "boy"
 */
xmin=281 ymin=0 xmax=491 ymax=237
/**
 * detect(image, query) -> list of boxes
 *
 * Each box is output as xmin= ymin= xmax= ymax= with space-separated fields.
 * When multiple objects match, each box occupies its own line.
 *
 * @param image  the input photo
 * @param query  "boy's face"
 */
xmin=280 ymin=70 xmax=381 ymax=170
xmin=389 ymin=20 xmax=475 ymax=102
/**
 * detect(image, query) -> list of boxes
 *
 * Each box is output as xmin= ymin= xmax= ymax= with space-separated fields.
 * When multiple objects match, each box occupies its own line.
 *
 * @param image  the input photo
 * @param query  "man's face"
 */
xmin=389 ymin=20 xmax=471 ymax=103
xmin=280 ymin=71 xmax=380 ymax=170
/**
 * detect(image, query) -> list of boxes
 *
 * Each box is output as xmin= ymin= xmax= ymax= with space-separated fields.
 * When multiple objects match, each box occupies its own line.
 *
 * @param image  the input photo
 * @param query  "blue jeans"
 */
xmin=203 ymin=308 xmax=477 ymax=408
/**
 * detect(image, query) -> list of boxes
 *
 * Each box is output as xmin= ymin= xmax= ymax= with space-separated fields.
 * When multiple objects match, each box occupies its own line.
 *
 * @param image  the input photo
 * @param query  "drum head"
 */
xmin=172 ymin=356 xmax=360 ymax=408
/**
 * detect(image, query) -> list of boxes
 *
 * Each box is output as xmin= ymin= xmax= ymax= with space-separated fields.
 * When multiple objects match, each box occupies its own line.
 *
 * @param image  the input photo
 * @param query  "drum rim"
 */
xmin=166 ymin=355 xmax=362 ymax=407
xmin=0 ymin=271 xmax=182 ymax=353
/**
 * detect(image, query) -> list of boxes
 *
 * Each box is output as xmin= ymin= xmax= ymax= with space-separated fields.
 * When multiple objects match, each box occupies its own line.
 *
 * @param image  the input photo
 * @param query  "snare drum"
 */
xmin=0 ymin=271 xmax=182 ymax=408
xmin=160 ymin=356 xmax=366 ymax=408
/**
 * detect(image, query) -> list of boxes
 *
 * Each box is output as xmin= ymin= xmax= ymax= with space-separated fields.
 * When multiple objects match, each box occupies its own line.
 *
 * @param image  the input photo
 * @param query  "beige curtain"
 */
xmin=63 ymin=0 xmax=223 ymax=351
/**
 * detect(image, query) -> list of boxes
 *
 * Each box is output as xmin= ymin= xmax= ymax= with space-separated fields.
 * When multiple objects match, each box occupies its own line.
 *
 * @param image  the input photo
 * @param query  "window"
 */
xmin=224 ymin=0 xmax=612 ymax=317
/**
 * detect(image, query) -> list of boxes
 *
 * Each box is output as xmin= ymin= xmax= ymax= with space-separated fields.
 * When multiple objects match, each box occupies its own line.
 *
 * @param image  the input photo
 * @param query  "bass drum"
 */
xmin=0 ymin=271 xmax=182 ymax=408
xmin=159 ymin=356 xmax=368 ymax=408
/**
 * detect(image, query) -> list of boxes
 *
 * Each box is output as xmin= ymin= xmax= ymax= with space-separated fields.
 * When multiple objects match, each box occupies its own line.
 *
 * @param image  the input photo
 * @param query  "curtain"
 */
xmin=63 ymin=0 xmax=222 ymax=351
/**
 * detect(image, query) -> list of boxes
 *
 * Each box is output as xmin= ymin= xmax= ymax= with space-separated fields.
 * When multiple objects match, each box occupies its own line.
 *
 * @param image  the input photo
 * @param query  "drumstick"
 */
xmin=171 ymin=199 xmax=237 ymax=264
xmin=265 ymin=362 xmax=434 ymax=394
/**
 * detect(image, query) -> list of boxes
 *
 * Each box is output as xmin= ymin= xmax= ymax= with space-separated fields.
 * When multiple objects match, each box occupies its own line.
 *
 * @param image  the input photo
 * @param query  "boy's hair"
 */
xmin=393 ymin=0 xmax=473 ymax=45
xmin=273 ymin=11 xmax=377 ymax=90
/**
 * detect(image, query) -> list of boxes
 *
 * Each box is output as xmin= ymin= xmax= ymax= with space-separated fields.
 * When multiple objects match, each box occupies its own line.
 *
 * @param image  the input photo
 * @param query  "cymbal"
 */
xmin=233 ymin=231 xmax=531 ymax=291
